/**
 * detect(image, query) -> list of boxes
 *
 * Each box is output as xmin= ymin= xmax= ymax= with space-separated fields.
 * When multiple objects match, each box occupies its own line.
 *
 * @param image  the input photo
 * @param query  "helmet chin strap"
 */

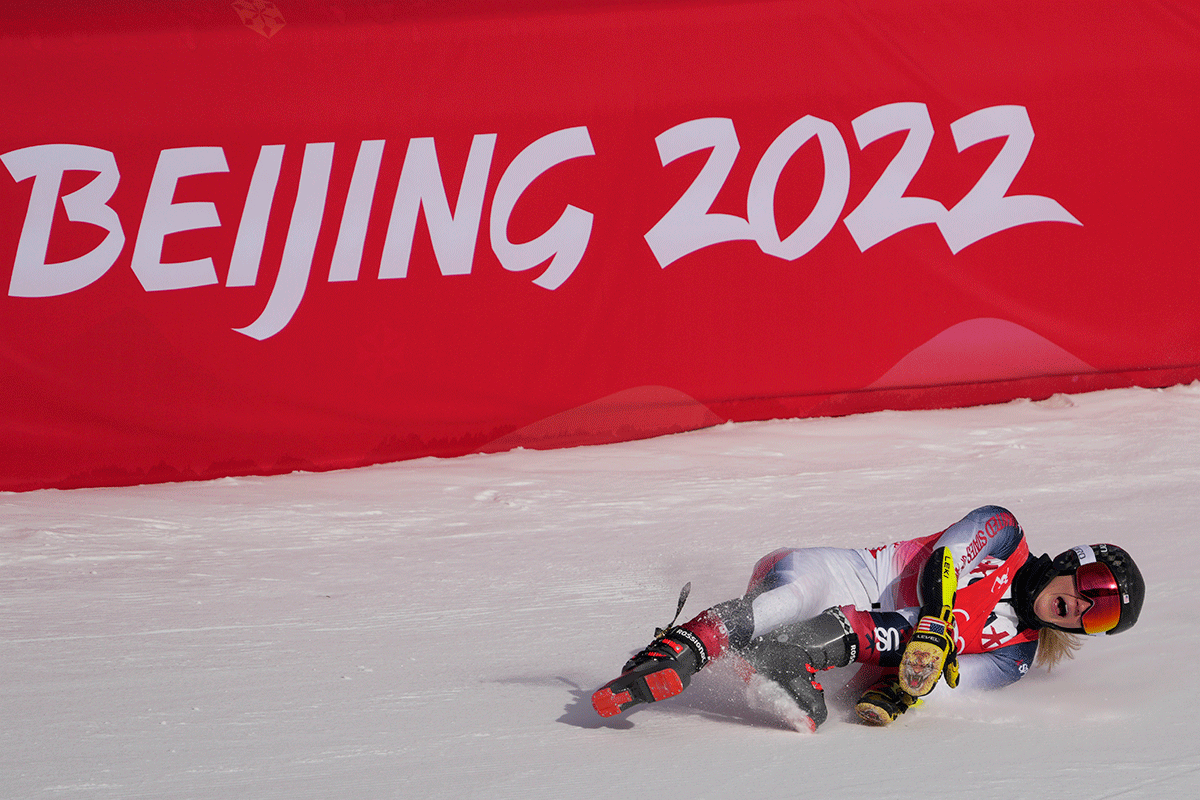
xmin=1039 ymin=618 xmax=1088 ymax=635
xmin=1010 ymin=552 xmax=1059 ymax=630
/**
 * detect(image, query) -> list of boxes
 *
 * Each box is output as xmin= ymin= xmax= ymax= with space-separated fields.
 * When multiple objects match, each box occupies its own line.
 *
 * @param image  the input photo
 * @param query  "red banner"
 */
xmin=3 ymin=1 xmax=1199 ymax=491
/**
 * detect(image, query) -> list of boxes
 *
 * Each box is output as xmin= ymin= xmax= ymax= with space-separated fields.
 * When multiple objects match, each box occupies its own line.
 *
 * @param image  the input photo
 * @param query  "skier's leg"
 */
xmin=744 ymin=547 xmax=876 ymax=639
xmin=741 ymin=606 xmax=859 ymax=730
xmin=591 ymin=597 xmax=752 ymax=718
xmin=592 ymin=548 xmax=872 ymax=719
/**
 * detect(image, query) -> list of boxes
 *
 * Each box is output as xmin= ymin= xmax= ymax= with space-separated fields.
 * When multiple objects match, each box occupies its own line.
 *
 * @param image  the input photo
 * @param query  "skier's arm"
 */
xmin=952 ymin=639 xmax=1038 ymax=690
xmin=928 ymin=505 xmax=1024 ymax=583
xmin=900 ymin=545 xmax=959 ymax=695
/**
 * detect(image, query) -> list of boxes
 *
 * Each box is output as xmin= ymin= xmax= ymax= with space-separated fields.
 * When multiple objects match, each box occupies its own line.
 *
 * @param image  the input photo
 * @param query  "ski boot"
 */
xmin=855 ymin=677 xmax=920 ymax=726
xmin=593 ymin=583 xmax=717 ymax=718
xmin=743 ymin=607 xmax=857 ymax=731
xmin=591 ymin=627 xmax=708 ymax=717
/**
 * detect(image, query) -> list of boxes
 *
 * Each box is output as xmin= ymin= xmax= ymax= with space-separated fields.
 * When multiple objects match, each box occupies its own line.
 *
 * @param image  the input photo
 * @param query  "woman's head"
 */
xmin=1031 ymin=544 xmax=1144 ymax=635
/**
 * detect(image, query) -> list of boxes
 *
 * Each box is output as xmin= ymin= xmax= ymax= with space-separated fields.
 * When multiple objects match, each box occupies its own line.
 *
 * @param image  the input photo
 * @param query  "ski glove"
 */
xmin=856 ymin=677 xmax=922 ymax=726
xmin=899 ymin=613 xmax=958 ymax=696
xmin=899 ymin=546 xmax=960 ymax=697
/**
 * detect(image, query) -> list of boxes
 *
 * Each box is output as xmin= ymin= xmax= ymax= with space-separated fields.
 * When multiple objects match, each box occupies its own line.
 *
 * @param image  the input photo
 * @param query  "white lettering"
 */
xmin=1 ymin=143 xmax=125 ymax=297
xmin=649 ymin=105 xmax=1078 ymax=266
xmin=234 ymin=142 xmax=335 ymax=340
xmin=875 ymin=627 xmax=902 ymax=652
xmin=940 ymin=105 xmax=1081 ymax=254
xmin=3 ymin=103 xmax=1078 ymax=337
xmin=228 ymin=144 xmax=285 ymax=287
xmin=844 ymin=102 xmax=947 ymax=251
xmin=747 ymin=115 xmax=850 ymax=260
xmin=131 ymin=146 xmax=228 ymax=291
xmin=380 ymin=134 xmax=496 ymax=279
xmin=644 ymin=117 xmax=752 ymax=268
xmin=329 ymin=139 xmax=385 ymax=282
xmin=490 ymin=126 xmax=595 ymax=290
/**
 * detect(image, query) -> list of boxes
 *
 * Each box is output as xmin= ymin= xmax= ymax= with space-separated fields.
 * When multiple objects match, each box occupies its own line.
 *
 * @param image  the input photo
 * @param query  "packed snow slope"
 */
xmin=4 ymin=385 xmax=1199 ymax=800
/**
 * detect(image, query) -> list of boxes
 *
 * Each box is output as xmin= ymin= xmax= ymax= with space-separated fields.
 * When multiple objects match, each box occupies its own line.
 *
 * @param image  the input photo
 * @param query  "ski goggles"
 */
xmin=1075 ymin=561 xmax=1122 ymax=635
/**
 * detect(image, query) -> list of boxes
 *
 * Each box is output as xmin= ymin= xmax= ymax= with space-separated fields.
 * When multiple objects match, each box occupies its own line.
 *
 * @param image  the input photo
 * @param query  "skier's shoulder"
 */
xmin=930 ymin=506 xmax=1025 ymax=570
xmin=963 ymin=505 xmax=1021 ymax=531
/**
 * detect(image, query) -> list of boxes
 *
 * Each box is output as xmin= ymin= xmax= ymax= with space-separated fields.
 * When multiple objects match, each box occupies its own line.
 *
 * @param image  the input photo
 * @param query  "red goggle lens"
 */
xmin=1076 ymin=561 xmax=1122 ymax=634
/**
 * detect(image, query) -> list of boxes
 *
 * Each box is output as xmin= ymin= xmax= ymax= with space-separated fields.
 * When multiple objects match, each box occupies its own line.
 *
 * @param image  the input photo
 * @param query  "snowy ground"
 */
xmin=4 ymin=385 xmax=1199 ymax=799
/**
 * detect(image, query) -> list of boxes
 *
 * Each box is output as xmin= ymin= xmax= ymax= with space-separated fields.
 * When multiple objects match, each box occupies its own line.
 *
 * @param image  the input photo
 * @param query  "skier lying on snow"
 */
xmin=592 ymin=505 xmax=1144 ymax=730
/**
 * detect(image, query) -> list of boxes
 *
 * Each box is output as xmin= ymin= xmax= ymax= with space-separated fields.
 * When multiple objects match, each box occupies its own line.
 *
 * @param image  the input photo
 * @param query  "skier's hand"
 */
xmin=899 ymin=614 xmax=957 ymax=697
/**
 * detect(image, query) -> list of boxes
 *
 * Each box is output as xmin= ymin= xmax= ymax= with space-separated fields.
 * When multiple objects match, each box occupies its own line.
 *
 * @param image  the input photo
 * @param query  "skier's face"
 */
xmin=1032 ymin=574 xmax=1092 ymax=628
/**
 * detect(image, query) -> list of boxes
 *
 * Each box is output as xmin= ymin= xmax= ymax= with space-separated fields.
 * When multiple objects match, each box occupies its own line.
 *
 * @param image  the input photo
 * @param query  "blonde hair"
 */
xmin=1035 ymin=627 xmax=1083 ymax=670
